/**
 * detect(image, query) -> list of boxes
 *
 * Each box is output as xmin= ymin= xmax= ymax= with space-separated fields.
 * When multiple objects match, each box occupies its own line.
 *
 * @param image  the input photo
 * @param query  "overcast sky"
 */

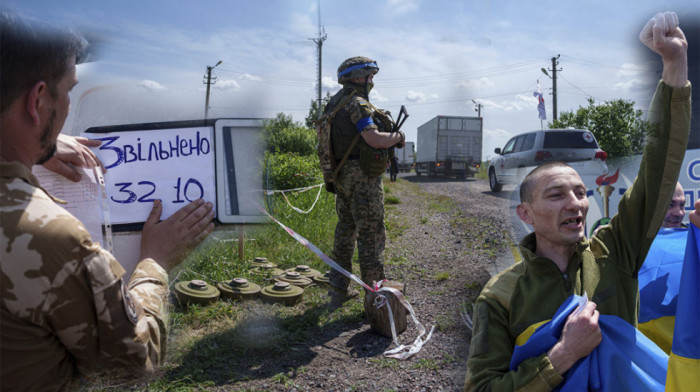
xmin=5 ymin=0 xmax=697 ymax=159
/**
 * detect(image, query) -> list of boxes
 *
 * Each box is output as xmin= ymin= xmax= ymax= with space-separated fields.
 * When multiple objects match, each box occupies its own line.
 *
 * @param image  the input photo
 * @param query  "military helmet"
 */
xmin=337 ymin=56 xmax=379 ymax=84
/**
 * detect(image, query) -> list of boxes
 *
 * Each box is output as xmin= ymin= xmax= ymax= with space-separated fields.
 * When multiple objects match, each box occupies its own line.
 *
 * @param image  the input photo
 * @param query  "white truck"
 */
xmin=394 ymin=141 xmax=415 ymax=172
xmin=415 ymin=115 xmax=483 ymax=179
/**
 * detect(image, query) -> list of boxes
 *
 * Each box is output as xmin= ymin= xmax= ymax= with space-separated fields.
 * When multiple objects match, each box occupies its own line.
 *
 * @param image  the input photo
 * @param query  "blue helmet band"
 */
xmin=338 ymin=62 xmax=379 ymax=78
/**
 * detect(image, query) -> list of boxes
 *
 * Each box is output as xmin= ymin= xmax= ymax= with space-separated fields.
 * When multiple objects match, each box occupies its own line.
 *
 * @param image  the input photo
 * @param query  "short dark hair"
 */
xmin=519 ymin=161 xmax=574 ymax=203
xmin=0 ymin=10 xmax=87 ymax=113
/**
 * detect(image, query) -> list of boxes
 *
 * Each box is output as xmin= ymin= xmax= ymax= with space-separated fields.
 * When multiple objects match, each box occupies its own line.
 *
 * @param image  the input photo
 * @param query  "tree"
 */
xmin=304 ymin=91 xmax=332 ymax=128
xmin=550 ymin=98 xmax=652 ymax=159
xmin=263 ymin=112 xmax=316 ymax=156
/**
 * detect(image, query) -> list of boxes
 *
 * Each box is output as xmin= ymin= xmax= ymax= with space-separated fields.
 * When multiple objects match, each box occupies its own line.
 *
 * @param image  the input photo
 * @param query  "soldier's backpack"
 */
xmin=315 ymin=91 xmax=357 ymax=194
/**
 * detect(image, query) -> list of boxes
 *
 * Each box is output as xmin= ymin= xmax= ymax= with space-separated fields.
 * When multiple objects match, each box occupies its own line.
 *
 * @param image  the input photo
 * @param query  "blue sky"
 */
xmin=5 ymin=0 xmax=696 ymax=159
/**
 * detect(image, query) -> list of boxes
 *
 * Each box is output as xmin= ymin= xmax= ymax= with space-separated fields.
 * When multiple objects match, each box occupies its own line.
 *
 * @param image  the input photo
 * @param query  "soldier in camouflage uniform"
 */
xmin=325 ymin=57 xmax=405 ymax=303
xmin=0 ymin=12 xmax=214 ymax=391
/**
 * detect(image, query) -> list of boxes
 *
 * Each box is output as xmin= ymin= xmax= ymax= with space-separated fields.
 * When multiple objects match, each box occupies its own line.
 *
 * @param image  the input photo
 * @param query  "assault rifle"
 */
xmin=388 ymin=105 xmax=409 ymax=180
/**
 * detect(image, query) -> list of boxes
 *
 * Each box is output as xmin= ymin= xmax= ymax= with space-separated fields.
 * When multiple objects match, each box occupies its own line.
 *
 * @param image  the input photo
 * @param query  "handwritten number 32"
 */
xmin=111 ymin=181 xmax=156 ymax=203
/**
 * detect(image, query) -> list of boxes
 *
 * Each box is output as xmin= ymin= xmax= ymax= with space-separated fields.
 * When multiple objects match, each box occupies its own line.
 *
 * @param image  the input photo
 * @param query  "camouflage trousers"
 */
xmin=330 ymin=161 xmax=386 ymax=291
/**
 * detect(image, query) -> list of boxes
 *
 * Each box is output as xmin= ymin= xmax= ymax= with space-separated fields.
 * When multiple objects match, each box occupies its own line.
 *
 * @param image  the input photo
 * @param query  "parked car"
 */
xmin=488 ymin=129 xmax=607 ymax=192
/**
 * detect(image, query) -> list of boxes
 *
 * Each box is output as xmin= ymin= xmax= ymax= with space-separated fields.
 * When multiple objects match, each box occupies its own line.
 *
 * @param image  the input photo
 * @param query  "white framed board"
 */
xmin=85 ymin=118 xmax=267 ymax=231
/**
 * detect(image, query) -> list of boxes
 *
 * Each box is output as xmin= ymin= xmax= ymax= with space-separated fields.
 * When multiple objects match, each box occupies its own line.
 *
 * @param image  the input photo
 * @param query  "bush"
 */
xmin=265 ymin=151 xmax=322 ymax=190
xmin=264 ymin=113 xmax=317 ymax=156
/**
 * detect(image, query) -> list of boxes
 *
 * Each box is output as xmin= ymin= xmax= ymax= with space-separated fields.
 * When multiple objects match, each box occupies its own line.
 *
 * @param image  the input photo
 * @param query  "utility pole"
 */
xmin=472 ymin=99 xmax=483 ymax=118
xmin=541 ymin=54 xmax=561 ymax=121
xmin=203 ymin=60 xmax=222 ymax=119
xmin=309 ymin=0 xmax=327 ymax=119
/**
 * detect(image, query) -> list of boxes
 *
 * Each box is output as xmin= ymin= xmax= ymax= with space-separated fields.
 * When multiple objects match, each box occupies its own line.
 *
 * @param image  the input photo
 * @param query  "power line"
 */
xmin=213 ymin=57 xmax=551 ymax=89
xmin=561 ymin=55 xmax=658 ymax=74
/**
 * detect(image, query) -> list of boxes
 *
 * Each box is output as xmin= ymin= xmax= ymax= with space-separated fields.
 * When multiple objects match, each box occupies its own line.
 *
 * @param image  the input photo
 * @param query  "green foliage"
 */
xmin=550 ymin=98 xmax=651 ymax=159
xmin=264 ymin=112 xmax=317 ymax=156
xmin=265 ymin=152 xmax=321 ymax=190
xmin=305 ymin=91 xmax=332 ymax=128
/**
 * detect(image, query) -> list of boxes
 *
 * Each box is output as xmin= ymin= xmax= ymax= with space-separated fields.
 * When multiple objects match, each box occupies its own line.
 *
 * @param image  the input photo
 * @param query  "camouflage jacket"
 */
xmin=0 ymin=162 xmax=169 ymax=391
xmin=328 ymin=85 xmax=378 ymax=161
xmin=465 ymin=80 xmax=692 ymax=391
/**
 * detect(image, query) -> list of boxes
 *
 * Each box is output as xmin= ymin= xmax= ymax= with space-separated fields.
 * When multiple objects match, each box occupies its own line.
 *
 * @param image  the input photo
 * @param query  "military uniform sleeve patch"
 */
xmin=120 ymin=279 xmax=141 ymax=325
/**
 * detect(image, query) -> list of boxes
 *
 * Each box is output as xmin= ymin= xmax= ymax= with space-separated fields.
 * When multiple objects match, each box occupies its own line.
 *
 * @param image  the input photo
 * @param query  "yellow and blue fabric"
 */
xmin=666 ymin=223 xmax=700 ymax=391
xmin=510 ymin=294 xmax=669 ymax=391
xmin=638 ymin=227 xmax=688 ymax=354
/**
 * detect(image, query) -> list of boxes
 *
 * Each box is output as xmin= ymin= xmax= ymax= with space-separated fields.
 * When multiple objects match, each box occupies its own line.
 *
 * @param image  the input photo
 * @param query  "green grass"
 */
xmin=427 ymin=195 xmax=455 ymax=213
xmin=465 ymin=281 xmax=481 ymax=290
xmin=434 ymin=271 xmax=450 ymax=281
xmin=474 ymin=161 xmax=488 ymax=180
xmin=385 ymin=195 xmax=401 ymax=204
xmin=368 ymin=357 xmax=400 ymax=369
xmin=434 ymin=314 xmax=456 ymax=332
xmin=411 ymin=358 xmax=440 ymax=371
xmin=148 ymin=189 xmax=351 ymax=389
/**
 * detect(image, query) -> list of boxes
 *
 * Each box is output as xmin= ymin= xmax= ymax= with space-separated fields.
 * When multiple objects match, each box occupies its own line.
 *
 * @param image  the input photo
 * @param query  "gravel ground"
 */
xmin=214 ymin=175 xmax=518 ymax=392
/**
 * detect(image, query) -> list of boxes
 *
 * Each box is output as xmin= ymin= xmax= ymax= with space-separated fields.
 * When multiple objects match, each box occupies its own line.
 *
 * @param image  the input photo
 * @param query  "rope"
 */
xmin=265 ymin=183 xmax=325 ymax=214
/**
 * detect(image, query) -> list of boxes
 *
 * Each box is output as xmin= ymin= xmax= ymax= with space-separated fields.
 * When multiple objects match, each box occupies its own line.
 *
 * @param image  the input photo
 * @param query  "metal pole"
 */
xmin=204 ymin=66 xmax=213 ymax=119
xmin=552 ymin=56 xmax=557 ymax=121
xmin=203 ymin=60 xmax=222 ymax=119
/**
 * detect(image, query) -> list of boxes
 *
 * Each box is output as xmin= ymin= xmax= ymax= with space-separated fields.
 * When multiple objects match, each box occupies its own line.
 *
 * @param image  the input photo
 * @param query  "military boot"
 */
xmin=328 ymin=285 xmax=360 ymax=307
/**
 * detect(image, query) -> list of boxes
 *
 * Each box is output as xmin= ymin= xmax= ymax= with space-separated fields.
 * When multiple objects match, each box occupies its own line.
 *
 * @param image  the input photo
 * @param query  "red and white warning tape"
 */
xmin=256 ymin=204 xmax=434 ymax=359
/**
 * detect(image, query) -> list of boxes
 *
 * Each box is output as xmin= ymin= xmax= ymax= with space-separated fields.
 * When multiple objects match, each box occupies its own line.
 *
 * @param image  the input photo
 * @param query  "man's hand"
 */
xmin=42 ymin=134 xmax=105 ymax=182
xmin=547 ymin=301 xmax=602 ymax=375
xmin=639 ymin=11 xmax=688 ymax=87
xmin=139 ymin=199 xmax=215 ymax=271
xmin=690 ymin=199 xmax=700 ymax=228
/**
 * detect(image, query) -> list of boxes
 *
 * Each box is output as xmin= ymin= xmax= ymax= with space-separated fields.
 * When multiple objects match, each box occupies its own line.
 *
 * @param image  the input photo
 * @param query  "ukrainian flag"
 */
xmin=510 ymin=295 xmax=668 ymax=391
xmin=666 ymin=223 xmax=700 ymax=391
xmin=638 ymin=227 xmax=687 ymax=354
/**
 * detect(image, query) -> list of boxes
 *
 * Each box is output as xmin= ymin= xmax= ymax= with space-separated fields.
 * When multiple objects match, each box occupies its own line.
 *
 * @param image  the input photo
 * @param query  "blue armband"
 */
xmin=356 ymin=117 xmax=374 ymax=133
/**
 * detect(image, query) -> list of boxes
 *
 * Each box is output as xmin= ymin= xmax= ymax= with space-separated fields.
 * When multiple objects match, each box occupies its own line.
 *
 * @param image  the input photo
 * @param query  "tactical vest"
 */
xmin=329 ymin=88 xmax=392 ymax=178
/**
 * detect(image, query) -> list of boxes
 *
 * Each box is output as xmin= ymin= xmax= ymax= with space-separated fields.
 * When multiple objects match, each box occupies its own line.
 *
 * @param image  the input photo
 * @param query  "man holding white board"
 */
xmin=0 ymin=11 xmax=214 ymax=390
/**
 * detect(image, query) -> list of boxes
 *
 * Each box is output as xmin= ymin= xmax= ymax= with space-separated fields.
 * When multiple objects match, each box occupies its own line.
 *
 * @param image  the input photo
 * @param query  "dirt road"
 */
xmin=214 ymin=175 xmax=518 ymax=391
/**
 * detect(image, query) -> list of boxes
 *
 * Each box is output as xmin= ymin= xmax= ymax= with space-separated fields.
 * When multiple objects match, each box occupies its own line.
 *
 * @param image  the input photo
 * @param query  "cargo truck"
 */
xmin=395 ymin=141 xmax=415 ymax=172
xmin=415 ymin=115 xmax=483 ymax=179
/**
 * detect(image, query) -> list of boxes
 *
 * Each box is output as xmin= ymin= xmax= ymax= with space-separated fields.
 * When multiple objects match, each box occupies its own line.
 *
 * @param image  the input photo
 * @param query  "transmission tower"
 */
xmin=308 ymin=0 xmax=327 ymax=119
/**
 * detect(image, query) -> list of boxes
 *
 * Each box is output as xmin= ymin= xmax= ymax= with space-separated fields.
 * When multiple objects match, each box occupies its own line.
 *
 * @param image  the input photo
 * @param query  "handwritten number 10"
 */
xmin=110 ymin=178 xmax=203 ymax=204
xmin=172 ymin=177 xmax=204 ymax=203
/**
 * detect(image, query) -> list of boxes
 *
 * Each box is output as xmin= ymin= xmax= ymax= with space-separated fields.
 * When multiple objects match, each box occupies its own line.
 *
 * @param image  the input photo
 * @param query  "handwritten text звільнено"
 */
xmin=96 ymin=130 xmax=211 ymax=170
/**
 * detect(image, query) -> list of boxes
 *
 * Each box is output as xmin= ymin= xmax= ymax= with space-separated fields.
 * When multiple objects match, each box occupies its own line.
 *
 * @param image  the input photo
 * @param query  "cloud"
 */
xmin=322 ymin=76 xmax=340 ymax=89
xmin=613 ymin=78 xmax=652 ymax=91
xmin=370 ymin=89 xmax=390 ymax=103
xmin=137 ymin=80 xmax=167 ymax=92
xmin=456 ymin=77 xmax=495 ymax=90
xmin=405 ymin=90 xmax=438 ymax=102
xmin=385 ymin=0 xmax=421 ymax=14
xmin=212 ymin=80 xmax=241 ymax=90
xmin=616 ymin=63 xmax=651 ymax=78
xmin=239 ymin=73 xmax=262 ymax=81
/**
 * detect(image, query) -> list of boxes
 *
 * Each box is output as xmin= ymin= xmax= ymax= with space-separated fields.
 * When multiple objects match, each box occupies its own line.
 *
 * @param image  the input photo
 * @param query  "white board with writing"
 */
xmin=84 ymin=118 xmax=267 ymax=230
xmin=85 ymin=126 xmax=216 ymax=226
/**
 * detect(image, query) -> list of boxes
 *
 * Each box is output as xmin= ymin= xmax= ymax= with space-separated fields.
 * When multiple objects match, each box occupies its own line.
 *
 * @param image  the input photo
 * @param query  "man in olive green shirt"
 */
xmin=465 ymin=12 xmax=691 ymax=391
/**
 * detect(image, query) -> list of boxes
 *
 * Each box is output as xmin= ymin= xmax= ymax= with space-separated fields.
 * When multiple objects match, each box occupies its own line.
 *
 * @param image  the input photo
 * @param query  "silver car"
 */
xmin=488 ymin=129 xmax=608 ymax=192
